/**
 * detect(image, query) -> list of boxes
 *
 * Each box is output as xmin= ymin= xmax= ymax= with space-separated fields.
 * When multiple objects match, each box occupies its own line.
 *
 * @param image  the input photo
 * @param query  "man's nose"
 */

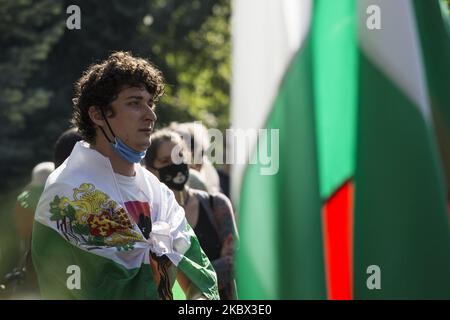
xmin=145 ymin=104 xmax=157 ymax=122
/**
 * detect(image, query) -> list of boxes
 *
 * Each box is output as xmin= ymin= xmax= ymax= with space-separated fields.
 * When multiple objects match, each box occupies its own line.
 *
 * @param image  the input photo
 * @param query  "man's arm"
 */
xmin=154 ymin=180 xmax=219 ymax=300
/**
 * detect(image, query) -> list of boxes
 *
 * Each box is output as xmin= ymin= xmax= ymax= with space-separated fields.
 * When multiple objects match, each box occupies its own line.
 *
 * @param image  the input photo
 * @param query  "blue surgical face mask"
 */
xmin=111 ymin=137 xmax=146 ymax=164
xmin=99 ymin=109 xmax=147 ymax=164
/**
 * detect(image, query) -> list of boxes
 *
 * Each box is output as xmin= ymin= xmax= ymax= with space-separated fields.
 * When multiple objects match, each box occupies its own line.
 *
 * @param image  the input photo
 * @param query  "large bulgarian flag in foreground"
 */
xmin=232 ymin=0 xmax=450 ymax=299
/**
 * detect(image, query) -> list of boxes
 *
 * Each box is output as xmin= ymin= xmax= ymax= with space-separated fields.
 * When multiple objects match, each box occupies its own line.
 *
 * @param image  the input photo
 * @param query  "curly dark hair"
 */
xmin=71 ymin=51 xmax=165 ymax=143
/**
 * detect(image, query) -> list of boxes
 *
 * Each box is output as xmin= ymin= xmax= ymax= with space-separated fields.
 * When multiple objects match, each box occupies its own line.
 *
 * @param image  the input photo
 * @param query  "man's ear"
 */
xmin=88 ymin=106 xmax=105 ymax=127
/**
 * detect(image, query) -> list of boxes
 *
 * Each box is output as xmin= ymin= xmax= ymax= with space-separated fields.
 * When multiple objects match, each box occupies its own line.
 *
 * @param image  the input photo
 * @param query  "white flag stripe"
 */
xmin=231 ymin=0 xmax=312 ymax=202
xmin=358 ymin=0 xmax=431 ymax=125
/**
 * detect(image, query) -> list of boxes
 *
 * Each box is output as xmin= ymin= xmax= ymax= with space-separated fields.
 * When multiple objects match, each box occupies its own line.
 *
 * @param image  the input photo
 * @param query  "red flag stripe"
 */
xmin=322 ymin=181 xmax=354 ymax=300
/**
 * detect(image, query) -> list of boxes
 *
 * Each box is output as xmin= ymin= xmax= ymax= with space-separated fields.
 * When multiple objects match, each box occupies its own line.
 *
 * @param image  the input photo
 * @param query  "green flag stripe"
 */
xmin=32 ymin=221 xmax=158 ymax=299
xmin=354 ymin=51 xmax=450 ymax=299
xmin=237 ymin=32 xmax=326 ymax=299
xmin=33 ymin=221 xmax=219 ymax=300
xmin=313 ymin=0 xmax=358 ymax=200
xmin=413 ymin=0 xmax=450 ymax=191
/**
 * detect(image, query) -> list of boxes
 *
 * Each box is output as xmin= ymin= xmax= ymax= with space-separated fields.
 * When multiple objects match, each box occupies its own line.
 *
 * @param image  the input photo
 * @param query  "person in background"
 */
xmin=15 ymin=162 xmax=55 ymax=247
xmin=17 ymin=126 xmax=82 ymax=240
xmin=216 ymin=135 xmax=231 ymax=198
xmin=7 ymin=161 xmax=55 ymax=298
xmin=3 ymin=127 xmax=83 ymax=299
xmin=53 ymin=127 xmax=83 ymax=168
xmin=145 ymin=129 xmax=238 ymax=299
xmin=169 ymin=122 xmax=221 ymax=194
xmin=17 ymin=126 xmax=82 ymax=241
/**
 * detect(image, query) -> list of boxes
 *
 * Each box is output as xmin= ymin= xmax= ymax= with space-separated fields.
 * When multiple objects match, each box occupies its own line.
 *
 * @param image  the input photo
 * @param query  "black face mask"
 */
xmin=155 ymin=163 xmax=189 ymax=191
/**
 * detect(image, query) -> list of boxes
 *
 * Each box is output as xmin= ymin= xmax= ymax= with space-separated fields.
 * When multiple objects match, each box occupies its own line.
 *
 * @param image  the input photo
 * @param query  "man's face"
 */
xmin=107 ymin=86 xmax=157 ymax=151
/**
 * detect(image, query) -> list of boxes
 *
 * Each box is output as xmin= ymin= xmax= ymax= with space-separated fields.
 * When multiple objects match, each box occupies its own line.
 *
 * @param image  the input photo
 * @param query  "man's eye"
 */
xmin=128 ymin=101 xmax=140 ymax=107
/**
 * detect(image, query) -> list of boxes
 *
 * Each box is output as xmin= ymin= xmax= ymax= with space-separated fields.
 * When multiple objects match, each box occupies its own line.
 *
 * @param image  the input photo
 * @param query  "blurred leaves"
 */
xmin=164 ymin=1 xmax=231 ymax=129
xmin=0 ymin=0 xmax=64 ymax=191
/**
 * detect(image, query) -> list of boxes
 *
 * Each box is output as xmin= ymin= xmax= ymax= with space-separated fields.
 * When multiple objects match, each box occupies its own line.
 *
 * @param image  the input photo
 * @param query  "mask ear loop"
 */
xmin=98 ymin=107 xmax=116 ymax=144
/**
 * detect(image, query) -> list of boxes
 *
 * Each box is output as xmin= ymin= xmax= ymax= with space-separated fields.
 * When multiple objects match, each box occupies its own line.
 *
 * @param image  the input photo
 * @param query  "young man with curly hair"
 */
xmin=31 ymin=52 xmax=219 ymax=300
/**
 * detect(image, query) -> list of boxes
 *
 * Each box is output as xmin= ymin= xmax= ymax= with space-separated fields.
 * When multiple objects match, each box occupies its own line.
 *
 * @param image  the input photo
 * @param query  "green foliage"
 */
xmin=164 ymin=1 xmax=231 ymax=129
xmin=0 ymin=0 xmax=64 ymax=192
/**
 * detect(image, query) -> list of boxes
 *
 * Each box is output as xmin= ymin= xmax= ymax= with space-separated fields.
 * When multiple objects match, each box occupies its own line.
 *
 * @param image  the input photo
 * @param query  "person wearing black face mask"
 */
xmin=154 ymin=161 xmax=190 ymax=192
xmin=145 ymin=131 xmax=191 ymax=205
xmin=145 ymin=129 xmax=239 ymax=300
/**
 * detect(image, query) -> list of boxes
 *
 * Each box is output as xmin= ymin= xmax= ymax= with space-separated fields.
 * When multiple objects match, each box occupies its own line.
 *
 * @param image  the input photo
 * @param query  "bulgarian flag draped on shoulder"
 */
xmin=33 ymin=141 xmax=218 ymax=300
xmin=31 ymin=52 xmax=219 ymax=300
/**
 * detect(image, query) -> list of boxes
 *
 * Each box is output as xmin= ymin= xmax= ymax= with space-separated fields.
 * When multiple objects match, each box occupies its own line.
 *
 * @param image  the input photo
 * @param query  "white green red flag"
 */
xmin=233 ymin=0 xmax=450 ymax=299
